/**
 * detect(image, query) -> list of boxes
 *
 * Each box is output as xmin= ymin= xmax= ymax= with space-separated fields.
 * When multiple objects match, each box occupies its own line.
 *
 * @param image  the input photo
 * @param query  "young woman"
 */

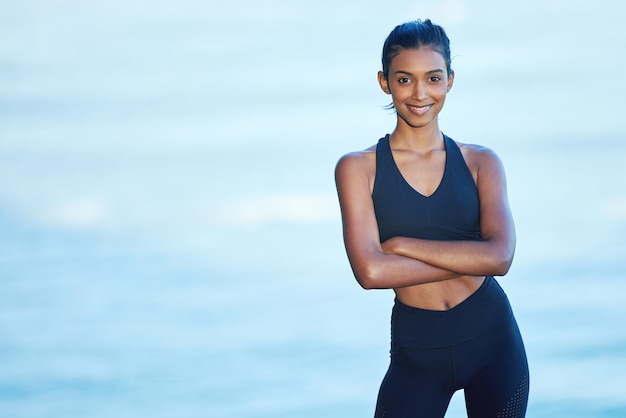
xmin=335 ymin=20 xmax=529 ymax=417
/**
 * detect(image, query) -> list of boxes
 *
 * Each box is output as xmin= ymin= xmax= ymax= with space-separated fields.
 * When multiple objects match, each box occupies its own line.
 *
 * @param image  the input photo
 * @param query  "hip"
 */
xmin=391 ymin=276 xmax=515 ymax=349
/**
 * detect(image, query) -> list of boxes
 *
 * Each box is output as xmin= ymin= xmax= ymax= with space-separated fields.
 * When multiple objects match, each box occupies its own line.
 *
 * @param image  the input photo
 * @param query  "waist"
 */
xmin=391 ymin=276 xmax=514 ymax=349
xmin=395 ymin=275 xmax=485 ymax=310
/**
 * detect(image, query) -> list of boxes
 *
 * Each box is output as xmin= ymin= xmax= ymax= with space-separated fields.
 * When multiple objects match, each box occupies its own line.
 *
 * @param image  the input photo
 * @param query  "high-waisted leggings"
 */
xmin=374 ymin=276 xmax=529 ymax=418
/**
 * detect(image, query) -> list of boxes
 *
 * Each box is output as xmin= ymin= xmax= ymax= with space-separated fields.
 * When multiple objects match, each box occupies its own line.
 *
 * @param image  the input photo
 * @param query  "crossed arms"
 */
xmin=334 ymin=145 xmax=515 ymax=290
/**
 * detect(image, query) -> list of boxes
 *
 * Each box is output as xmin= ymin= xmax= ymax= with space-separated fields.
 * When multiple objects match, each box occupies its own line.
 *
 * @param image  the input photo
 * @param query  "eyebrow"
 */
xmin=394 ymin=69 xmax=445 ymax=75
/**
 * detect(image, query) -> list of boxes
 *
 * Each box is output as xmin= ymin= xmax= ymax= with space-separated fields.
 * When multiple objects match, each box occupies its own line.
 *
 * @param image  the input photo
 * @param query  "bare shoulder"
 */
xmin=455 ymin=140 xmax=504 ymax=173
xmin=335 ymin=144 xmax=377 ymax=177
xmin=335 ymin=144 xmax=378 ymax=196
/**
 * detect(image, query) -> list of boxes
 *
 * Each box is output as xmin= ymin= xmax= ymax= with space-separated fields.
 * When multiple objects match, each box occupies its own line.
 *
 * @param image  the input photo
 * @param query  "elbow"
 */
xmin=489 ymin=251 xmax=515 ymax=276
xmin=357 ymin=279 xmax=375 ymax=290
xmin=354 ymin=271 xmax=377 ymax=290
xmin=359 ymin=278 xmax=381 ymax=290
xmin=491 ymin=262 xmax=511 ymax=277
xmin=352 ymin=264 xmax=385 ymax=290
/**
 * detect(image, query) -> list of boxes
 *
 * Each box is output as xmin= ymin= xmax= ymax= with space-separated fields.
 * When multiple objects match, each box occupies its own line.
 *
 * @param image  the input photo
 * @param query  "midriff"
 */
xmin=394 ymin=275 xmax=486 ymax=311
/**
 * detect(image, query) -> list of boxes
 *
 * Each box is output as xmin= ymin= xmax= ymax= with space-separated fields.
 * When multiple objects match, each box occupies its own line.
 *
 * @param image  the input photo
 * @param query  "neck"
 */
xmin=389 ymin=120 xmax=443 ymax=151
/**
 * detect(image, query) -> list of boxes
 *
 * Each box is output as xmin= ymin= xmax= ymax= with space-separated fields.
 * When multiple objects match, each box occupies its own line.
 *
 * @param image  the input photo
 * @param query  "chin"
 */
xmin=398 ymin=115 xmax=438 ymax=129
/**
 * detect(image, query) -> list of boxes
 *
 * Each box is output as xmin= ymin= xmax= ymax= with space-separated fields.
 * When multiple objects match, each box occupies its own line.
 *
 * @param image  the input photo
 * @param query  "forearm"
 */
xmin=348 ymin=248 xmax=462 ymax=290
xmin=383 ymin=237 xmax=515 ymax=276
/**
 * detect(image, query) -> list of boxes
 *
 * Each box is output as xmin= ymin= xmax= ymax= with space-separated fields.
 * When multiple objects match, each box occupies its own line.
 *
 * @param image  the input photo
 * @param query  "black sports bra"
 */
xmin=372 ymin=134 xmax=481 ymax=243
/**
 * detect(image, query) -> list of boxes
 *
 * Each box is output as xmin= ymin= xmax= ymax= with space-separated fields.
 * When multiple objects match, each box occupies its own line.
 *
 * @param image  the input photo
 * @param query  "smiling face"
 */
xmin=378 ymin=47 xmax=454 ymax=131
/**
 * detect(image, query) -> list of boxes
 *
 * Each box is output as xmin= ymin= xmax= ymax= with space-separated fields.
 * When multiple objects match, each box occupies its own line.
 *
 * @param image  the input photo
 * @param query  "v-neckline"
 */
xmin=386 ymin=134 xmax=448 ymax=199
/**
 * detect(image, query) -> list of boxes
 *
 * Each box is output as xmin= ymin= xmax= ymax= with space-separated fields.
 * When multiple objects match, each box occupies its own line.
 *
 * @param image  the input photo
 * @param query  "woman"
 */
xmin=335 ymin=20 xmax=529 ymax=417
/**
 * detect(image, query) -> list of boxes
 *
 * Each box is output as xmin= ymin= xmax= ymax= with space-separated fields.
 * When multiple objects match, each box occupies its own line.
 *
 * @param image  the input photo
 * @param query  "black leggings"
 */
xmin=375 ymin=277 xmax=529 ymax=418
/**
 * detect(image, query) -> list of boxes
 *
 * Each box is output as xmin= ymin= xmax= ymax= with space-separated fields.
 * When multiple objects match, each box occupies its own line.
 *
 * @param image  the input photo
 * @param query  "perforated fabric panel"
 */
xmin=374 ymin=405 xmax=386 ymax=418
xmin=497 ymin=374 xmax=529 ymax=417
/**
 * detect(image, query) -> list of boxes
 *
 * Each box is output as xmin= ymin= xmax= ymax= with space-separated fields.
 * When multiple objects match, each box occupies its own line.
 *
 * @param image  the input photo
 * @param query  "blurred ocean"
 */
xmin=1 ymin=0 xmax=625 ymax=417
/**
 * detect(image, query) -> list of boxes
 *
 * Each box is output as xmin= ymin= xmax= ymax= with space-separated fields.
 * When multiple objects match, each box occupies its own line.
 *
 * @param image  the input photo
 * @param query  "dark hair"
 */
xmin=381 ymin=19 xmax=452 ymax=78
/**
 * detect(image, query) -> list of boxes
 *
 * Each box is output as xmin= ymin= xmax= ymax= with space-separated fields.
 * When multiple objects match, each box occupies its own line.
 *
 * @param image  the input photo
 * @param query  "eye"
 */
xmin=397 ymin=77 xmax=411 ymax=84
xmin=429 ymin=76 xmax=442 ymax=82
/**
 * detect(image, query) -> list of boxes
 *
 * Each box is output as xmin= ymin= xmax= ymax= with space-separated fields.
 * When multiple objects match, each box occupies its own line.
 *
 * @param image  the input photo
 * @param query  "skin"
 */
xmin=334 ymin=47 xmax=516 ymax=310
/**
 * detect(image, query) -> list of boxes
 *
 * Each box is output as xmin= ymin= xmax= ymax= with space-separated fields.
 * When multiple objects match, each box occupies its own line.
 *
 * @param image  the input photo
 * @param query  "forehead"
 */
xmin=389 ymin=47 xmax=446 ymax=72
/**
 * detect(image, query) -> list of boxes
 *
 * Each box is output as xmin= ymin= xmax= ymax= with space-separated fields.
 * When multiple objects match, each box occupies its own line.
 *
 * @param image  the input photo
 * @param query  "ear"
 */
xmin=446 ymin=70 xmax=455 ymax=92
xmin=378 ymin=71 xmax=391 ymax=94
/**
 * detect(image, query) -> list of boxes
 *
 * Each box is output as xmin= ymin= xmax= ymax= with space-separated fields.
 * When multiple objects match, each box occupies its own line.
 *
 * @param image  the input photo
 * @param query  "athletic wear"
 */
xmin=375 ymin=277 xmax=529 ymax=418
xmin=373 ymin=134 xmax=480 ymax=243
xmin=370 ymin=134 xmax=529 ymax=418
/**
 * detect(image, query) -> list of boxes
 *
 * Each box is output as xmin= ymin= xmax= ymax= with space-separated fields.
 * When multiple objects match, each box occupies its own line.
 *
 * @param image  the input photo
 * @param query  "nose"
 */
xmin=412 ymin=81 xmax=427 ymax=101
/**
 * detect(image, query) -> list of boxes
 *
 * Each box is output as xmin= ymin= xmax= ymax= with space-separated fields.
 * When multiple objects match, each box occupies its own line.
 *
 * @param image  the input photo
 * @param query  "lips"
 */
xmin=407 ymin=104 xmax=433 ymax=116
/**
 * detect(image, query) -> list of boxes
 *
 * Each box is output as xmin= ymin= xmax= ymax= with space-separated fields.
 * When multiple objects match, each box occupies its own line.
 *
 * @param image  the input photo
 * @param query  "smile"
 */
xmin=407 ymin=104 xmax=433 ymax=116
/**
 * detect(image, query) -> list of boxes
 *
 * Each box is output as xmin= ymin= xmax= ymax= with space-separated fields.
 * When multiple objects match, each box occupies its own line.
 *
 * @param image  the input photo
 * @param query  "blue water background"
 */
xmin=1 ymin=0 xmax=625 ymax=417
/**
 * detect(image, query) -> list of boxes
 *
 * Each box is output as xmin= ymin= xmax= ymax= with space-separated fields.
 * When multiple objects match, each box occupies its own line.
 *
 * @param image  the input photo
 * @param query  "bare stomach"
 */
xmin=394 ymin=275 xmax=486 ymax=311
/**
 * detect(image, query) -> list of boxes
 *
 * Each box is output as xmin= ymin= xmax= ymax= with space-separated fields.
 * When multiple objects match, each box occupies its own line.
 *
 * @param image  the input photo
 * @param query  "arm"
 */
xmin=381 ymin=147 xmax=516 ymax=276
xmin=335 ymin=151 xmax=462 ymax=290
